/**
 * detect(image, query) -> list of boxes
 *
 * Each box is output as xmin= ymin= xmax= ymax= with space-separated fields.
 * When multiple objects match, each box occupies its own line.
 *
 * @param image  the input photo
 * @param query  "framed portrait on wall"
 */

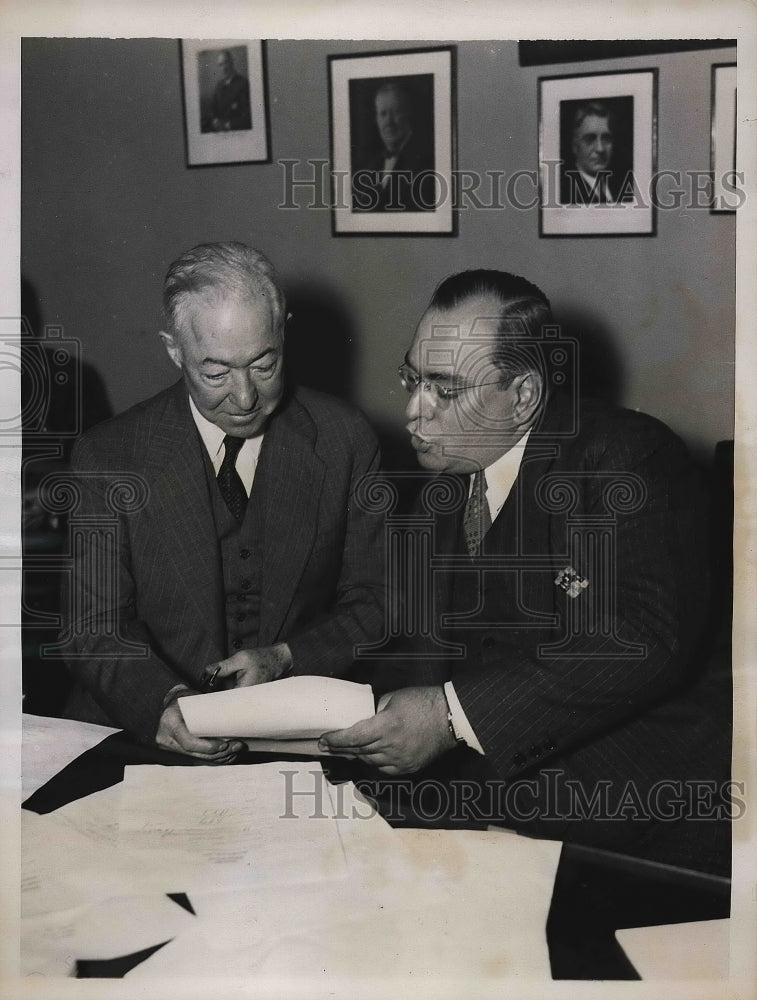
xmin=711 ymin=63 xmax=738 ymax=213
xmin=538 ymin=69 xmax=658 ymax=237
xmin=180 ymin=39 xmax=270 ymax=166
xmin=328 ymin=47 xmax=456 ymax=236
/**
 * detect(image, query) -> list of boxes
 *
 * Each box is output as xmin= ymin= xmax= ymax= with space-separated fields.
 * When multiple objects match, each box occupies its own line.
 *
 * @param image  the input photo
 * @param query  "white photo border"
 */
xmin=329 ymin=46 xmax=456 ymax=236
xmin=180 ymin=39 xmax=270 ymax=167
xmin=539 ymin=69 xmax=658 ymax=237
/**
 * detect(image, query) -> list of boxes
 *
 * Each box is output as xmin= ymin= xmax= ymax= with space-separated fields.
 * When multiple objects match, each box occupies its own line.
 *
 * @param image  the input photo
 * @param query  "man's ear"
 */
xmin=158 ymin=330 xmax=182 ymax=370
xmin=512 ymin=371 xmax=544 ymax=425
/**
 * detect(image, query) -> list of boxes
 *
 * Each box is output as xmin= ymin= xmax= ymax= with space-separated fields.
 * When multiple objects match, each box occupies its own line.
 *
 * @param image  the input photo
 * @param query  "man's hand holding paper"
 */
xmin=202 ymin=643 xmax=294 ymax=691
xmin=178 ymin=676 xmax=376 ymax=751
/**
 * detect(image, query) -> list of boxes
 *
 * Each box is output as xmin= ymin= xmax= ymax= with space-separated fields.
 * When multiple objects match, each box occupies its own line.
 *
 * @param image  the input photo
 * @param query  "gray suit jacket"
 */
xmin=63 ymin=380 xmax=385 ymax=741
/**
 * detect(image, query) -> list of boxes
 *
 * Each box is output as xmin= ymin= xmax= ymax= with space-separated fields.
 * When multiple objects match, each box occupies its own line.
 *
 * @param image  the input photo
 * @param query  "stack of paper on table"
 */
xmin=22 ymin=761 xmax=353 ymax=975
xmin=178 ymin=675 xmax=375 ymax=753
xmin=126 ymin=782 xmax=564 ymax=983
xmin=116 ymin=761 xmax=349 ymax=894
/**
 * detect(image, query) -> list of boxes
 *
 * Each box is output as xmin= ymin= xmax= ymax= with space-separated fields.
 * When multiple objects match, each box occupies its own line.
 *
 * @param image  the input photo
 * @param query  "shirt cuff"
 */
xmin=444 ymin=681 xmax=485 ymax=756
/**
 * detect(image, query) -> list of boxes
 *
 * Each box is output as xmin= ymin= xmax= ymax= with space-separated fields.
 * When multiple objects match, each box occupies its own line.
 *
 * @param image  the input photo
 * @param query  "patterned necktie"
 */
xmin=217 ymin=435 xmax=248 ymax=523
xmin=463 ymin=470 xmax=492 ymax=556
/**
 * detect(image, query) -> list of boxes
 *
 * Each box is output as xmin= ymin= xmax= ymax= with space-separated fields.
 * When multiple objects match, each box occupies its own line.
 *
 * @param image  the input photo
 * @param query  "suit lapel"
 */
xmin=144 ymin=383 xmax=225 ymax=653
xmin=514 ymin=393 xmax=582 ymax=619
xmin=254 ymin=393 xmax=325 ymax=645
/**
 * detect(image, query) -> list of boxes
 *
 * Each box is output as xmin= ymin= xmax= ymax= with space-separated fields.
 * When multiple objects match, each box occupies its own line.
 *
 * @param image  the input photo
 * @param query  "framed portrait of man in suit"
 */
xmin=329 ymin=47 xmax=456 ymax=235
xmin=180 ymin=39 xmax=271 ymax=166
xmin=538 ymin=69 xmax=657 ymax=237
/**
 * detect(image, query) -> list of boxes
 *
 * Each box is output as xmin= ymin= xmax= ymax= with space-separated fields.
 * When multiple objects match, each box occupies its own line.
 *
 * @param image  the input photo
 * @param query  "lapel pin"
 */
xmin=555 ymin=566 xmax=589 ymax=599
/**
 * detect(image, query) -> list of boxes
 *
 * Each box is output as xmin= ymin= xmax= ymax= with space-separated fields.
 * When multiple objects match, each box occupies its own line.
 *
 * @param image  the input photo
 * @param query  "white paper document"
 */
xmin=22 ymin=713 xmax=120 ymax=796
xmin=178 ymin=675 xmax=374 ymax=739
xmin=129 ymin=790 xmax=563 ymax=984
xmin=616 ymin=918 xmax=730 ymax=979
xmin=22 ymin=894 xmax=195 ymax=977
xmin=22 ymin=785 xmax=137 ymax=917
xmin=117 ymin=761 xmax=349 ymax=894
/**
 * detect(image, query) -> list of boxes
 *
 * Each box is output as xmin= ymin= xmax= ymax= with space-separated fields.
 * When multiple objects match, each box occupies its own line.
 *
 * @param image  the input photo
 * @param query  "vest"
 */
xmin=444 ymin=477 xmax=558 ymax=677
xmin=201 ymin=448 xmax=263 ymax=657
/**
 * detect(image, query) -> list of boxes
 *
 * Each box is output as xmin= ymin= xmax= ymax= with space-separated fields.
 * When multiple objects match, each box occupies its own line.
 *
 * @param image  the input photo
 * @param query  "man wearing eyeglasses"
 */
xmin=321 ymin=269 xmax=730 ymax=872
xmin=62 ymin=242 xmax=385 ymax=761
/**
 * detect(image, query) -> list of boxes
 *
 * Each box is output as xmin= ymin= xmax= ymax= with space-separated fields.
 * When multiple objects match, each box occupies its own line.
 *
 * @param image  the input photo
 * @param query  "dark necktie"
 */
xmin=217 ymin=435 xmax=247 ymax=522
xmin=463 ymin=470 xmax=492 ymax=556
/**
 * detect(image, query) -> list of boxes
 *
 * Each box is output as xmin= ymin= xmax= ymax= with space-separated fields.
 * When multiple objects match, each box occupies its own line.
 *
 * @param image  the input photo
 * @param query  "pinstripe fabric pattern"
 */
xmin=62 ymin=380 xmax=385 ymax=741
xmin=398 ymin=394 xmax=730 ymax=871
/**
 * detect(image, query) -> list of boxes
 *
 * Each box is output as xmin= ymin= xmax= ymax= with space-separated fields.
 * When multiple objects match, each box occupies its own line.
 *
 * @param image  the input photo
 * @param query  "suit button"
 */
xmin=232 ymin=639 xmax=242 ymax=650
xmin=528 ymin=745 xmax=542 ymax=759
xmin=240 ymin=548 xmax=250 ymax=559
xmin=512 ymin=753 xmax=527 ymax=767
xmin=545 ymin=739 xmax=556 ymax=753
xmin=482 ymin=636 xmax=496 ymax=649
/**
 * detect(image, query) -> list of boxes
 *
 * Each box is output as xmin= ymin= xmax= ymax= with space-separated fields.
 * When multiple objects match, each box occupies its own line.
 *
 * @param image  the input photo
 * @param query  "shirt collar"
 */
xmin=578 ymin=168 xmax=609 ymax=195
xmin=188 ymin=395 xmax=227 ymax=460
xmin=480 ymin=428 xmax=532 ymax=518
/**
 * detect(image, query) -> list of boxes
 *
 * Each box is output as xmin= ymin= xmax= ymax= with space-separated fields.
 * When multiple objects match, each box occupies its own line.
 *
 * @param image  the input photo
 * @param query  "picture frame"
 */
xmin=180 ymin=39 xmax=270 ymax=166
xmin=711 ymin=63 xmax=738 ymax=213
xmin=538 ymin=69 xmax=658 ymax=237
xmin=328 ymin=47 xmax=456 ymax=236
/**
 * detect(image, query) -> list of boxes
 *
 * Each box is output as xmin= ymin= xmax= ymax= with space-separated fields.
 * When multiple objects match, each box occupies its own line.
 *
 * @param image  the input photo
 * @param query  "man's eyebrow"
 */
xmin=404 ymin=354 xmax=460 ymax=383
xmin=201 ymin=348 xmax=276 ymax=366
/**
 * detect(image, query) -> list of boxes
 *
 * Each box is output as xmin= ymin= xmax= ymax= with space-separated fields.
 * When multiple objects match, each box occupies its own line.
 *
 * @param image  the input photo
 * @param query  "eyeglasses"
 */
xmin=398 ymin=363 xmax=503 ymax=403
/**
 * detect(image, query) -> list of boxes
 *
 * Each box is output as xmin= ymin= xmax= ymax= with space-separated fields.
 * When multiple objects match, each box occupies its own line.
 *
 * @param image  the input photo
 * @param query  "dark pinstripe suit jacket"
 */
xmin=63 ymin=380 xmax=385 ymax=742
xmin=394 ymin=393 xmax=731 ymax=870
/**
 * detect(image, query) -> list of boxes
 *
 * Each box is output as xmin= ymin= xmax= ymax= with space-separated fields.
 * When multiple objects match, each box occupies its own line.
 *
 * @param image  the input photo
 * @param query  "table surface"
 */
xmin=20 ymin=714 xmax=731 ymax=981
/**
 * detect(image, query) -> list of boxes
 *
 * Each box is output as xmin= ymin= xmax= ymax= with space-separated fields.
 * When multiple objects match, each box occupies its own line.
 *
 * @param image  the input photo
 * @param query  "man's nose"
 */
xmin=405 ymin=383 xmax=434 ymax=423
xmin=231 ymin=371 xmax=258 ymax=411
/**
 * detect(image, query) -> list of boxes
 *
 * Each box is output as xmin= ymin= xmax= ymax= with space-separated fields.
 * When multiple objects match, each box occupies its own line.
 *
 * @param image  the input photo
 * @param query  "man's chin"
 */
xmin=220 ymin=413 xmax=268 ymax=437
xmin=412 ymin=446 xmax=446 ymax=472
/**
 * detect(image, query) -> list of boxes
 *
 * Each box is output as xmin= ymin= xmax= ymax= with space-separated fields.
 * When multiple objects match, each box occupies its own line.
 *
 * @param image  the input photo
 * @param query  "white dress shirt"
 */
xmin=188 ymin=396 xmax=264 ymax=496
xmin=446 ymin=429 xmax=532 ymax=755
xmin=578 ymin=168 xmax=612 ymax=203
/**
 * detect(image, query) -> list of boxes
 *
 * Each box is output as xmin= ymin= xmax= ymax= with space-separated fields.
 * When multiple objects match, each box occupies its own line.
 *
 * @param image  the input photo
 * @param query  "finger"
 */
xmin=208 ymin=659 xmax=243 ymax=679
xmin=319 ymin=718 xmax=386 ymax=750
xmin=333 ymin=743 xmax=390 ymax=757
xmin=207 ymin=753 xmax=238 ymax=766
xmin=351 ymin=752 xmax=405 ymax=775
xmin=375 ymin=764 xmax=405 ymax=776
xmin=178 ymin=733 xmax=235 ymax=756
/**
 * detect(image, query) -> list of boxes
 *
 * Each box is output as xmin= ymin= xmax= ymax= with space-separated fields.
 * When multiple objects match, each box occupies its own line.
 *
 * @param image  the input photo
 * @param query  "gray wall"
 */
xmin=22 ymin=38 xmax=735 ymax=463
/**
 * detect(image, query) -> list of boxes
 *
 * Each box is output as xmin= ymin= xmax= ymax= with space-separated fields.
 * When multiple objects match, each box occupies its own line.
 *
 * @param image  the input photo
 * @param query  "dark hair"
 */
xmin=374 ymin=80 xmax=413 ymax=122
xmin=572 ymin=100 xmax=614 ymax=135
xmin=427 ymin=269 xmax=554 ymax=385
xmin=163 ymin=242 xmax=286 ymax=339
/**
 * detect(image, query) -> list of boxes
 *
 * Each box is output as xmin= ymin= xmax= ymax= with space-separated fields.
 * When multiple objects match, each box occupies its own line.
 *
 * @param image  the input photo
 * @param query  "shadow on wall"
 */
xmin=284 ymin=279 xmax=419 ymax=500
xmin=284 ymin=282 xmax=356 ymax=401
xmin=556 ymin=306 xmax=626 ymax=406
xmin=21 ymin=276 xmax=113 ymax=717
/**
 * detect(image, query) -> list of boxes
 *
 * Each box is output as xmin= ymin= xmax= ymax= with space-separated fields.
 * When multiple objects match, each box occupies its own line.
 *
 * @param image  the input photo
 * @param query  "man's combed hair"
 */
xmin=428 ymin=269 xmax=555 ymax=386
xmin=163 ymin=242 xmax=286 ymax=337
xmin=572 ymin=100 xmax=613 ymax=134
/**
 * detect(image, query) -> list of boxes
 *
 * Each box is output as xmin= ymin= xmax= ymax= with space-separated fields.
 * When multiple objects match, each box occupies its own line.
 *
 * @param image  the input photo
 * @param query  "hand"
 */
xmin=318 ymin=686 xmax=457 ymax=775
xmin=155 ymin=688 xmax=245 ymax=763
xmin=203 ymin=643 xmax=293 ymax=690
